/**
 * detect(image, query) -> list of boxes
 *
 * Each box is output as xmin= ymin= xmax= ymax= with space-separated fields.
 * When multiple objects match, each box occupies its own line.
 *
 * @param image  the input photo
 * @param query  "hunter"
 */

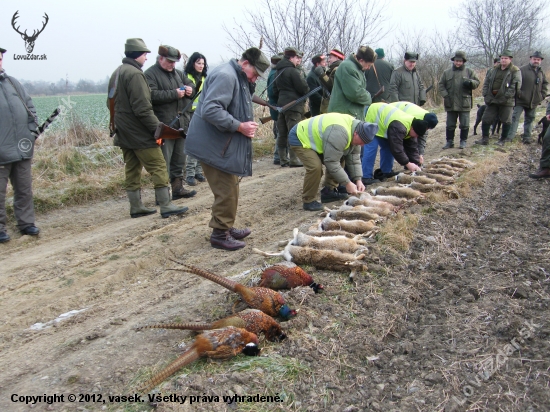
xmin=365 ymin=47 xmax=394 ymax=103
xmin=388 ymin=51 xmax=427 ymax=106
xmin=306 ymin=53 xmax=326 ymax=116
xmin=316 ymin=48 xmax=345 ymax=114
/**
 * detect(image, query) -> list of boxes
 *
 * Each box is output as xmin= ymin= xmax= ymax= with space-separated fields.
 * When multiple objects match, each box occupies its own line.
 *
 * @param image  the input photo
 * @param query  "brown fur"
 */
xmin=305 ymin=229 xmax=357 ymax=238
xmin=328 ymin=208 xmax=380 ymax=221
xmin=345 ymin=196 xmax=396 ymax=210
xmin=408 ymin=182 xmax=443 ymax=193
xmin=320 ymin=216 xmax=377 ymax=234
xmin=428 ymin=162 xmax=464 ymax=172
xmin=416 ymin=171 xmax=455 ymax=182
xmin=433 ymin=158 xmax=473 ymax=168
xmin=422 ymin=167 xmax=455 ymax=176
xmin=395 ymin=173 xmax=437 ymax=185
xmin=290 ymin=228 xmax=367 ymax=254
xmin=373 ymin=186 xmax=422 ymax=199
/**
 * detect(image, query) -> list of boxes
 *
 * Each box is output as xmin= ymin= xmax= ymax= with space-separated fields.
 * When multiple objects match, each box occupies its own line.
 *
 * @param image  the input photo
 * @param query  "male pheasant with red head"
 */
xmin=259 ymin=264 xmax=324 ymax=293
xmin=168 ymin=259 xmax=297 ymax=319
xmin=139 ymin=326 xmax=259 ymax=393
xmin=137 ymin=309 xmax=287 ymax=342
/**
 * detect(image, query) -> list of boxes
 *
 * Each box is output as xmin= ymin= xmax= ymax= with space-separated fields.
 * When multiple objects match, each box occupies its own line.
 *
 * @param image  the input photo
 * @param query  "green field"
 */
xmin=32 ymin=93 xmax=109 ymax=132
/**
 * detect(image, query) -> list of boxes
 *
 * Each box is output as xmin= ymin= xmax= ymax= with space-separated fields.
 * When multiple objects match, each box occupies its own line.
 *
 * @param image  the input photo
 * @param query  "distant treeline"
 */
xmin=20 ymin=76 xmax=109 ymax=96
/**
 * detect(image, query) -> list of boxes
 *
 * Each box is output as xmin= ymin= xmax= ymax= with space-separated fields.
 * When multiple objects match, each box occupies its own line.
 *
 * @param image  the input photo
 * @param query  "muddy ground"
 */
xmin=1 ymin=113 xmax=549 ymax=412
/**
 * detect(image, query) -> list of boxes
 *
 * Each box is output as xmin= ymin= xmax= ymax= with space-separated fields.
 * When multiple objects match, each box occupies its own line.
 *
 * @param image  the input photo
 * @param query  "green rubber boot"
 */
xmin=127 ymin=190 xmax=157 ymax=218
xmin=155 ymin=187 xmax=188 ymax=218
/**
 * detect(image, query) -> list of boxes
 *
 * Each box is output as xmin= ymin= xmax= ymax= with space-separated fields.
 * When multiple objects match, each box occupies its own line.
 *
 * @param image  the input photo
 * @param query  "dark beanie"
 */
xmin=375 ymin=48 xmax=385 ymax=58
xmin=125 ymin=51 xmax=146 ymax=59
xmin=423 ymin=113 xmax=438 ymax=129
xmin=356 ymin=46 xmax=376 ymax=63
xmin=354 ymin=121 xmax=378 ymax=144
xmin=411 ymin=119 xmax=428 ymax=136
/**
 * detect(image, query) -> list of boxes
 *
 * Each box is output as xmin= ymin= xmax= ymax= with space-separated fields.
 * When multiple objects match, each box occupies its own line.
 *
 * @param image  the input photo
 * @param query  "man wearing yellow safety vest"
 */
xmin=361 ymin=103 xmax=427 ymax=185
xmin=288 ymin=113 xmax=379 ymax=211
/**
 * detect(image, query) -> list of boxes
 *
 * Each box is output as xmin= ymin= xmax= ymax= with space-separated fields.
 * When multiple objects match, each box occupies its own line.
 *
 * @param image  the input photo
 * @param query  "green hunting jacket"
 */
xmin=328 ymin=54 xmax=372 ymax=119
xmin=438 ymin=65 xmax=480 ymax=112
xmin=273 ymin=58 xmax=309 ymax=113
xmin=388 ymin=65 xmax=426 ymax=105
xmin=365 ymin=58 xmax=394 ymax=103
xmin=482 ymin=64 xmax=522 ymax=107
xmin=306 ymin=67 xmax=323 ymax=113
xmin=516 ymin=64 xmax=548 ymax=109
xmin=108 ymin=58 xmax=160 ymax=150
xmin=144 ymin=61 xmax=195 ymax=132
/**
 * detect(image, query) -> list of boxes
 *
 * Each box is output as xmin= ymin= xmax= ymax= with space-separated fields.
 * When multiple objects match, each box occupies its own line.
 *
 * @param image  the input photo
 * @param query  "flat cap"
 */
xmin=158 ymin=45 xmax=181 ymax=62
xmin=242 ymin=47 xmax=270 ymax=79
xmin=284 ymin=47 xmax=303 ymax=58
xmin=404 ymin=51 xmax=419 ymax=62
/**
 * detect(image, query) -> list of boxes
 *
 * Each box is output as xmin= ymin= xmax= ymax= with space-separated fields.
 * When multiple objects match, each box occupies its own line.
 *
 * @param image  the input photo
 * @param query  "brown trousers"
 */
xmin=201 ymin=162 xmax=239 ymax=230
xmin=0 ymin=159 xmax=36 ymax=231
xmin=291 ymin=146 xmax=340 ymax=203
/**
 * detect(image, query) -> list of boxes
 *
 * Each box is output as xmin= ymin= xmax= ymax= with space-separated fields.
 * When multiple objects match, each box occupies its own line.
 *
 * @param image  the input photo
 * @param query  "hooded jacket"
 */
xmin=185 ymin=59 xmax=254 ymax=177
xmin=0 ymin=70 xmax=39 ymax=165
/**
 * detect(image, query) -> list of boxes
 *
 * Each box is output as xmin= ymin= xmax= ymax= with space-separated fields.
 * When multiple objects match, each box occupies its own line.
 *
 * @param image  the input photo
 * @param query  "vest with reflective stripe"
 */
xmin=365 ymin=103 xmax=414 ymax=139
xmin=187 ymin=73 xmax=205 ymax=111
xmin=388 ymin=101 xmax=427 ymax=120
xmin=296 ymin=113 xmax=355 ymax=154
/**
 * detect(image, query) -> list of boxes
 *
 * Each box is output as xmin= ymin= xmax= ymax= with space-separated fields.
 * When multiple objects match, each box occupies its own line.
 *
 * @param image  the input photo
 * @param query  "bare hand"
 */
xmin=406 ymin=162 xmax=421 ymax=172
xmin=176 ymin=89 xmax=186 ymax=98
xmin=355 ymin=180 xmax=365 ymax=193
xmin=419 ymin=155 xmax=424 ymax=165
xmin=238 ymin=121 xmax=259 ymax=138
xmin=345 ymin=181 xmax=359 ymax=195
xmin=184 ymin=86 xmax=193 ymax=96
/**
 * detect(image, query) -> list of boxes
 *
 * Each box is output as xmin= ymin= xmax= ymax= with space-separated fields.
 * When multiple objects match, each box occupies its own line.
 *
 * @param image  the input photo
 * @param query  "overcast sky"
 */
xmin=2 ymin=0 xmax=458 ymax=83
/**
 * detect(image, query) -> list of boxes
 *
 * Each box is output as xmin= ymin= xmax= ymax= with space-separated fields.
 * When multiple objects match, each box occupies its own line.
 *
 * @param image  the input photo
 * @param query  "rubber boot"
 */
xmin=127 ymin=190 xmax=157 ymax=218
xmin=155 ymin=187 xmax=188 ymax=218
xmin=495 ymin=124 xmax=512 ymax=146
xmin=442 ymin=129 xmax=455 ymax=149
xmin=475 ymin=123 xmax=490 ymax=145
xmin=459 ymin=128 xmax=468 ymax=149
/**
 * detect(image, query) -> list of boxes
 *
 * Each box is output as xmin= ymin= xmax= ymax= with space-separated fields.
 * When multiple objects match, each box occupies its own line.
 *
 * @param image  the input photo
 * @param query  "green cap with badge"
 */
xmin=124 ymin=38 xmax=150 ymax=53
xmin=241 ymin=47 xmax=270 ymax=79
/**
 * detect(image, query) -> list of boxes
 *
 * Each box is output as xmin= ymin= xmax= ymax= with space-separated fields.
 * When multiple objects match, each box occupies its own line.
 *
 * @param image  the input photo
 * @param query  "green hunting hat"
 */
xmin=0 ymin=47 xmax=6 ymax=54
xmin=242 ymin=47 xmax=270 ymax=79
xmin=451 ymin=50 xmax=467 ymax=62
xmin=124 ymin=38 xmax=150 ymax=53
xmin=284 ymin=47 xmax=303 ymax=58
xmin=158 ymin=45 xmax=181 ymax=62
xmin=271 ymin=53 xmax=283 ymax=64
xmin=500 ymin=50 xmax=513 ymax=58
xmin=404 ymin=51 xmax=419 ymax=62
xmin=530 ymin=51 xmax=544 ymax=60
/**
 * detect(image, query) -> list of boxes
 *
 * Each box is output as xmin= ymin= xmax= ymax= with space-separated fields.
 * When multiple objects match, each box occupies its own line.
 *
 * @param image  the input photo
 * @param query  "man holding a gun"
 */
xmin=108 ymin=38 xmax=188 ymax=219
xmin=273 ymin=47 xmax=309 ymax=167
xmin=365 ymin=48 xmax=394 ymax=103
xmin=145 ymin=45 xmax=197 ymax=200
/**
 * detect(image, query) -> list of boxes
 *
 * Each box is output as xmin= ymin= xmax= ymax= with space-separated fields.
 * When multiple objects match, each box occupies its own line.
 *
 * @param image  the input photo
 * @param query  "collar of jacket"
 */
xmin=348 ymin=54 xmax=362 ymax=70
xmin=452 ymin=65 xmax=465 ymax=71
xmin=404 ymin=65 xmax=416 ymax=73
xmin=230 ymin=59 xmax=254 ymax=92
xmin=275 ymin=58 xmax=296 ymax=70
xmin=0 ymin=69 xmax=6 ymax=80
xmin=529 ymin=63 xmax=541 ymax=72
xmin=122 ymin=57 xmax=143 ymax=70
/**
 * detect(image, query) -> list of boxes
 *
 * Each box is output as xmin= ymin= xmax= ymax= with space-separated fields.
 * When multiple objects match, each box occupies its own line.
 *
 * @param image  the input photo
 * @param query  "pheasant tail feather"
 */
xmin=140 ymin=349 xmax=200 ymax=393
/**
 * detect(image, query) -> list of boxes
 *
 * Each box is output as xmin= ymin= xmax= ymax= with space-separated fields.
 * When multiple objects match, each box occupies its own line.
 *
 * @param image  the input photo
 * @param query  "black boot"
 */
xmin=495 ymin=124 xmax=512 ymax=146
xmin=320 ymin=187 xmax=348 ymax=203
xmin=442 ymin=129 xmax=455 ymax=149
xmin=475 ymin=123 xmax=491 ymax=145
xmin=459 ymin=128 xmax=469 ymax=149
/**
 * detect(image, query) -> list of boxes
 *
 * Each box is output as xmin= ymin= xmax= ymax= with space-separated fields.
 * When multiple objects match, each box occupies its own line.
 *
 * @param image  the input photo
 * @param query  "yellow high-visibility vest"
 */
xmin=296 ymin=113 xmax=355 ymax=153
xmin=388 ymin=101 xmax=427 ymax=120
xmin=187 ymin=73 xmax=205 ymax=111
xmin=365 ymin=103 xmax=414 ymax=138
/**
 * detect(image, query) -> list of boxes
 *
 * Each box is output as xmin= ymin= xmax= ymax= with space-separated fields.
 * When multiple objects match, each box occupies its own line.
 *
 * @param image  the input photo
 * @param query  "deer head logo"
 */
xmin=11 ymin=11 xmax=49 ymax=54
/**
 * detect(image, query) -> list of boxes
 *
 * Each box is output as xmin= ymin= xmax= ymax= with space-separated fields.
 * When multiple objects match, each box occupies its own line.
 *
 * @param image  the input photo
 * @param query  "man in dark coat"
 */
xmin=108 ymin=38 xmax=188 ymax=219
xmin=316 ymin=49 xmax=345 ymax=113
xmin=306 ymin=54 xmax=326 ymax=116
xmin=273 ymin=47 xmax=309 ymax=167
xmin=508 ymin=51 xmax=548 ymax=144
xmin=267 ymin=53 xmax=284 ymax=164
xmin=389 ymin=52 xmax=426 ymax=105
xmin=438 ymin=51 xmax=480 ymax=149
xmin=145 ymin=45 xmax=196 ymax=199
xmin=475 ymin=50 xmax=522 ymax=146
xmin=185 ymin=47 xmax=270 ymax=250
xmin=365 ymin=47 xmax=394 ymax=103
xmin=529 ymin=101 xmax=550 ymax=178
xmin=0 ymin=47 xmax=40 ymax=242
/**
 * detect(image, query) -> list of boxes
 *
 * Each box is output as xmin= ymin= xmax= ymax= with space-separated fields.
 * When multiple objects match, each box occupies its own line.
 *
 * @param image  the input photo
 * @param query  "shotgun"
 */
xmin=426 ymin=85 xmax=434 ymax=93
xmin=372 ymin=85 xmax=385 ymax=100
xmin=259 ymin=111 xmax=312 ymax=125
xmin=154 ymin=123 xmax=186 ymax=146
xmin=252 ymin=94 xmax=280 ymax=112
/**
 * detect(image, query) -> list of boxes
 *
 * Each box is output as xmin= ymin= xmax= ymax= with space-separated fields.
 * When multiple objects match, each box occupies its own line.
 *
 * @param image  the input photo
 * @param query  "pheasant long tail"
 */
xmin=139 ymin=349 xmax=200 ymax=393
xmin=168 ymin=259 xmax=238 ymax=292
xmin=137 ymin=322 xmax=214 ymax=331
xmin=252 ymin=248 xmax=281 ymax=257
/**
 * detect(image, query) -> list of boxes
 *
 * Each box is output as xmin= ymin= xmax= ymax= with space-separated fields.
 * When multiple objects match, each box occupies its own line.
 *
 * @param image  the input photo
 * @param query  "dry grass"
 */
xmin=378 ymin=212 xmax=420 ymax=251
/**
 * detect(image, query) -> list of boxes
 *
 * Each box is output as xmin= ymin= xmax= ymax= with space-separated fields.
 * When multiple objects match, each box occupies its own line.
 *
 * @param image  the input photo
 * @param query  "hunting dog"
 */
xmin=473 ymin=104 xmax=502 ymax=136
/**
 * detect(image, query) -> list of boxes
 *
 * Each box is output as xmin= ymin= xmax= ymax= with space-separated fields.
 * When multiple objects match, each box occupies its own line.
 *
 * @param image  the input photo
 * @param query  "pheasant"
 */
xmin=139 ymin=326 xmax=259 ymax=393
xmin=259 ymin=265 xmax=324 ymax=293
xmin=137 ymin=309 xmax=287 ymax=342
xmin=168 ymin=259 xmax=297 ymax=319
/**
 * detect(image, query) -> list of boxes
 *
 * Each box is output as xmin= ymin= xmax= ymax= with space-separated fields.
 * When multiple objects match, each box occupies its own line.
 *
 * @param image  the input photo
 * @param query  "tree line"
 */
xmin=20 ymin=76 xmax=110 ymax=96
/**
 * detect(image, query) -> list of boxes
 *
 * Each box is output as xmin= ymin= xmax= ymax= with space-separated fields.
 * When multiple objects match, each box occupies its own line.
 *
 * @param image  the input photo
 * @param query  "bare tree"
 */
xmin=453 ymin=0 xmax=548 ymax=67
xmin=223 ymin=0 xmax=390 ymax=63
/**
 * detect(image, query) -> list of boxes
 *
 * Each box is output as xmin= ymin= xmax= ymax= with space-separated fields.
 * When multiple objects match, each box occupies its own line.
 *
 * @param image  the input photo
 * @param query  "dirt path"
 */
xmin=1 ymin=115 xmax=549 ymax=411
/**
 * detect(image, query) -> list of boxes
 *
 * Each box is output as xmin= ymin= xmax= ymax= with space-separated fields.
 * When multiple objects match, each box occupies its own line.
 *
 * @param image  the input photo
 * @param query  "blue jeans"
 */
xmin=361 ymin=136 xmax=394 ymax=178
